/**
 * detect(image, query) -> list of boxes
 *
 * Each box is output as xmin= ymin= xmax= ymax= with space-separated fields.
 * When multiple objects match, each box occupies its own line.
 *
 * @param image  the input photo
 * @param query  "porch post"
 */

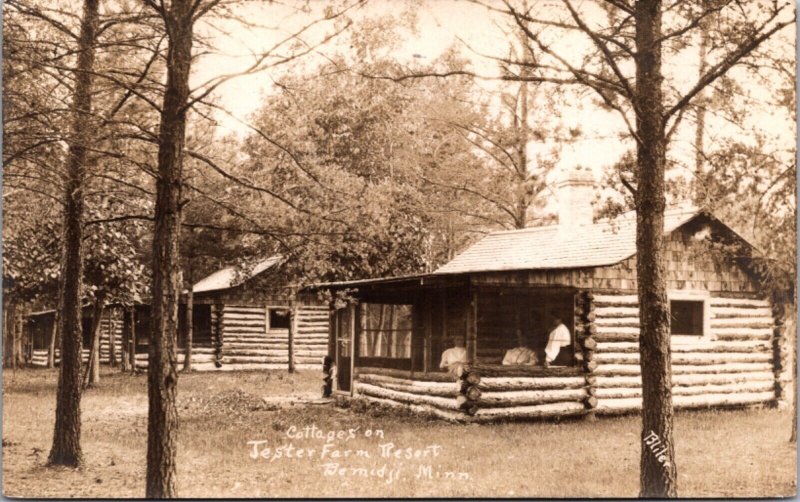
xmin=423 ymin=295 xmax=433 ymax=373
xmin=327 ymin=301 xmax=336 ymax=360
xmin=466 ymin=290 xmax=477 ymax=364
xmin=349 ymin=302 xmax=357 ymax=397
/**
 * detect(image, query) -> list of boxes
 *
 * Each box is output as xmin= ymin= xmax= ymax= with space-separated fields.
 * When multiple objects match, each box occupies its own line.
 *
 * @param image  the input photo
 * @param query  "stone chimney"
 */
xmin=556 ymin=166 xmax=595 ymax=233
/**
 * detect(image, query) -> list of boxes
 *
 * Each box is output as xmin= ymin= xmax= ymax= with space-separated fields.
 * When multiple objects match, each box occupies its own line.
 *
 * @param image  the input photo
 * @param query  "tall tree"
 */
xmin=142 ymin=0 xmax=194 ymax=495
xmin=481 ymin=0 xmax=794 ymax=496
xmin=140 ymin=0 xmax=357 ymax=494
xmin=47 ymin=0 xmax=100 ymax=467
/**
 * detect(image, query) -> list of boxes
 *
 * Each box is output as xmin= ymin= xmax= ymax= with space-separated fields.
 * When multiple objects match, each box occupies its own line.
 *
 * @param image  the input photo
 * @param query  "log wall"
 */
xmin=352 ymin=366 xmax=591 ymax=423
xmin=30 ymin=309 xmax=124 ymax=367
xmin=30 ymin=302 xmax=330 ymax=372
xmin=219 ymin=303 xmax=328 ymax=370
xmin=593 ymin=292 xmax=777 ymax=414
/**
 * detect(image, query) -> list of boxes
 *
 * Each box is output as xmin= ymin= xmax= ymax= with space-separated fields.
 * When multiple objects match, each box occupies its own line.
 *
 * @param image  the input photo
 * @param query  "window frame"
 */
xmin=267 ymin=307 xmax=291 ymax=331
xmin=357 ymin=302 xmax=413 ymax=363
xmin=668 ymin=290 xmax=712 ymax=345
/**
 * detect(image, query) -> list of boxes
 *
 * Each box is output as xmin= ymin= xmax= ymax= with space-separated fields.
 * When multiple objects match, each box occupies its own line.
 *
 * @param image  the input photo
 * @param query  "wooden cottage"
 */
xmin=29 ymin=307 xmax=124 ymax=367
xmin=27 ymin=257 xmax=329 ymax=371
xmin=134 ymin=256 xmax=329 ymax=371
xmin=316 ymin=172 xmax=788 ymax=422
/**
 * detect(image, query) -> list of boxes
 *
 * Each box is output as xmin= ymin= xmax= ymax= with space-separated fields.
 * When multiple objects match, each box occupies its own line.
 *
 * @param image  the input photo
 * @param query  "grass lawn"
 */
xmin=2 ymin=367 xmax=796 ymax=498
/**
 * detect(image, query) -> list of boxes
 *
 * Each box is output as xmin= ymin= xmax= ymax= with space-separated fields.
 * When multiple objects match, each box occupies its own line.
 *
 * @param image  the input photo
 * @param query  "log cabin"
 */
xmin=28 ymin=306 xmax=124 ymax=367
xmin=26 ymin=257 xmax=329 ymax=371
xmin=313 ymin=167 xmax=790 ymax=422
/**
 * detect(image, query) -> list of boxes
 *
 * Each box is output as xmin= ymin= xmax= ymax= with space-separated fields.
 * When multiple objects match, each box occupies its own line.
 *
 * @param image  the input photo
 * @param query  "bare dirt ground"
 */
xmin=3 ymin=368 xmax=796 ymax=498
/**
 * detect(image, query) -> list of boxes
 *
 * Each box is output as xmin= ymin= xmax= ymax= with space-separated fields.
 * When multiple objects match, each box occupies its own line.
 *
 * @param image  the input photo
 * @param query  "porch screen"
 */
xmin=359 ymin=304 xmax=412 ymax=358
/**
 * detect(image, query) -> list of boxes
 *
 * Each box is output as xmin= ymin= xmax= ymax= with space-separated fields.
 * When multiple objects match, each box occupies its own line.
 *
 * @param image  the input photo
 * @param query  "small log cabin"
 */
xmin=27 ymin=257 xmax=329 ymax=371
xmin=29 ymin=306 xmax=123 ymax=367
xmin=315 ymin=169 xmax=789 ymax=422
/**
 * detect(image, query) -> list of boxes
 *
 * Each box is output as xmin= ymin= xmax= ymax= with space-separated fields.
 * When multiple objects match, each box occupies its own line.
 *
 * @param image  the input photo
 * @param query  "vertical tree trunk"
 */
xmin=693 ymin=7 xmax=710 ymax=203
xmin=634 ymin=0 xmax=677 ymax=497
xmin=83 ymin=296 xmax=105 ymax=388
xmin=512 ymin=78 xmax=530 ymax=230
xmin=288 ymin=304 xmax=296 ymax=374
xmin=146 ymin=1 xmax=194 ymax=496
xmin=183 ymin=280 xmax=193 ymax=372
xmin=129 ymin=306 xmax=137 ymax=372
xmin=13 ymin=311 xmax=22 ymax=368
xmin=48 ymin=0 xmax=99 ymax=468
xmin=20 ymin=310 xmax=30 ymax=365
xmin=121 ymin=308 xmax=131 ymax=372
xmin=108 ymin=309 xmax=116 ymax=367
xmin=3 ymin=301 xmax=10 ymax=368
xmin=48 ymin=310 xmax=60 ymax=368
xmin=790 ymin=312 xmax=796 ymax=443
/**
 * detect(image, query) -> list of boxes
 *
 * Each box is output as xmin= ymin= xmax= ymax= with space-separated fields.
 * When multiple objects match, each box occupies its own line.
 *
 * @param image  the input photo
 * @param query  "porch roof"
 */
xmin=308 ymin=273 xmax=460 ymax=291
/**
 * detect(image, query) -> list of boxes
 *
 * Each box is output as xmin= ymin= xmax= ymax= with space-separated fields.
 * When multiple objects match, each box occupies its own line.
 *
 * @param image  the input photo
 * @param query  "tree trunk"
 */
xmin=108 ymin=309 xmax=116 ymax=367
xmin=146 ymin=1 xmax=194 ymax=496
xmin=13 ymin=310 xmax=22 ymax=368
xmin=121 ymin=308 xmax=131 ymax=372
xmin=20 ymin=310 xmax=30 ymax=365
xmin=288 ymin=304 xmax=296 ymax=374
xmin=183 ymin=282 xmax=193 ymax=372
xmin=83 ymin=296 xmax=105 ymax=389
xmin=791 ymin=313 xmax=796 ymax=443
xmin=48 ymin=0 xmax=99 ymax=468
xmin=693 ymin=7 xmax=710 ymax=203
xmin=48 ymin=310 xmax=60 ymax=369
xmin=512 ymin=78 xmax=530 ymax=230
xmin=130 ymin=306 xmax=137 ymax=372
xmin=3 ymin=301 xmax=11 ymax=368
xmin=634 ymin=1 xmax=677 ymax=497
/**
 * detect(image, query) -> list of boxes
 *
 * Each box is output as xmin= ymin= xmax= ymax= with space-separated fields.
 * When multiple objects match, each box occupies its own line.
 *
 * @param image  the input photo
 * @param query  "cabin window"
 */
xmin=358 ymin=303 xmax=412 ymax=359
xmin=269 ymin=309 xmax=291 ymax=330
xmin=670 ymin=300 xmax=704 ymax=336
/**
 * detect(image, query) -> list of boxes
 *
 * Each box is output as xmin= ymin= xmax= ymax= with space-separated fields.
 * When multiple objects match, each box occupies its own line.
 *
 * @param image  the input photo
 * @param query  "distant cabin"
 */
xmin=26 ymin=307 xmax=123 ymax=367
xmin=26 ymin=256 xmax=329 ymax=371
xmin=314 ymin=168 xmax=789 ymax=422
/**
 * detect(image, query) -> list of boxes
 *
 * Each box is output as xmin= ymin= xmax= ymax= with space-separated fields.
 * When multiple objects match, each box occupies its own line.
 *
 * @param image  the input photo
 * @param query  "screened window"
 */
xmin=670 ymin=300 xmax=704 ymax=336
xmin=359 ymin=304 xmax=412 ymax=359
xmin=269 ymin=309 xmax=290 ymax=330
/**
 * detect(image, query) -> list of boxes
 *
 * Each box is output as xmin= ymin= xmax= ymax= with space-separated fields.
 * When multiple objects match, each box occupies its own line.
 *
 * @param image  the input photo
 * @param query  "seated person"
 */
xmin=544 ymin=314 xmax=571 ymax=366
xmin=439 ymin=337 xmax=467 ymax=374
xmin=502 ymin=329 xmax=538 ymax=366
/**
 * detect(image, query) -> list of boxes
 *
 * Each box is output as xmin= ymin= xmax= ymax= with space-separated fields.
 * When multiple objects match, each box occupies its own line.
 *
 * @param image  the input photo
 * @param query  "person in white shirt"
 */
xmin=439 ymin=337 xmax=467 ymax=374
xmin=502 ymin=329 xmax=538 ymax=366
xmin=544 ymin=315 xmax=572 ymax=366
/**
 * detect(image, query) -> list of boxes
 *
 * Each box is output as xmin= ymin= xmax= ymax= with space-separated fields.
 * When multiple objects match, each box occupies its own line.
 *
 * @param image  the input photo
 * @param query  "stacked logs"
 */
xmin=574 ymin=291 xmax=599 ymax=415
xmin=771 ymin=302 xmax=788 ymax=407
xmin=456 ymin=365 xmax=481 ymax=416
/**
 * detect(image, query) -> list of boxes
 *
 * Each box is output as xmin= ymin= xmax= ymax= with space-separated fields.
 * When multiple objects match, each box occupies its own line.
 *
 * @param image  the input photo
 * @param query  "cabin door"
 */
xmin=335 ymin=305 xmax=354 ymax=392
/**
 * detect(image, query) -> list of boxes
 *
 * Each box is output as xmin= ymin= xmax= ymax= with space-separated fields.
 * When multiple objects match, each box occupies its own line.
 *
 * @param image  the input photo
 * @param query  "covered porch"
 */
xmin=324 ymin=274 xmax=598 ymax=421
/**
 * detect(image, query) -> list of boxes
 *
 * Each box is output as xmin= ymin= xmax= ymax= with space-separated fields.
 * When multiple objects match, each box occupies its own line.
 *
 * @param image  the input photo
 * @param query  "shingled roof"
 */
xmin=434 ymin=203 xmax=705 ymax=275
xmin=193 ymin=256 xmax=282 ymax=293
